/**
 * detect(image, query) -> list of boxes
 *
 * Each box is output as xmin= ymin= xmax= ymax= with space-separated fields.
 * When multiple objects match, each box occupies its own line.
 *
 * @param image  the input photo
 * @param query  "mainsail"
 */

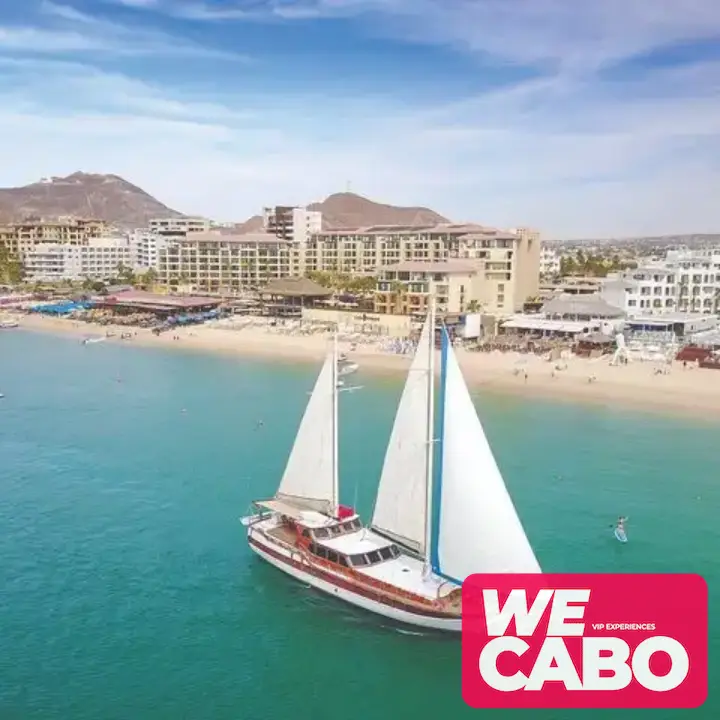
xmin=276 ymin=342 xmax=338 ymax=514
xmin=432 ymin=328 xmax=540 ymax=580
xmin=371 ymin=315 xmax=434 ymax=555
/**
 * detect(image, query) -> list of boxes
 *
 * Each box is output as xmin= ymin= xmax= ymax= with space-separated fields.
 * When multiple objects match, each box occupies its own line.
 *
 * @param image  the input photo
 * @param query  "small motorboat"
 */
xmin=338 ymin=353 xmax=359 ymax=377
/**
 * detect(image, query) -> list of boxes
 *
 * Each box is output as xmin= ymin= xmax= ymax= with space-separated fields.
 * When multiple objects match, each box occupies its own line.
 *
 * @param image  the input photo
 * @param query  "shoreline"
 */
xmin=8 ymin=313 xmax=720 ymax=420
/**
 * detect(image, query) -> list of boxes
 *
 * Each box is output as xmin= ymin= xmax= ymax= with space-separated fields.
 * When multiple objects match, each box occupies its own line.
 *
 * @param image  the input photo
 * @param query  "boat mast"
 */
xmin=331 ymin=330 xmax=340 ymax=515
xmin=423 ymin=295 xmax=436 ymax=573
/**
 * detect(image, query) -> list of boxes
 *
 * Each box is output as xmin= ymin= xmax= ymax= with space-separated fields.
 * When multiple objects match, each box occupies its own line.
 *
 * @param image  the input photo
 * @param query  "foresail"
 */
xmin=371 ymin=316 xmax=432 ymax=554
xmin=277 ymin=350 xmax=336 ymax=514
xmin=433 ymin=331 xmax=540 ymax=580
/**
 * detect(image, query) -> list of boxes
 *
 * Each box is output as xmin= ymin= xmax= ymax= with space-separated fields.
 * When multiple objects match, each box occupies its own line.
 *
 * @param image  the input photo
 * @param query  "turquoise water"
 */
xmin=1 ymin=330 xmax=718 ymax=719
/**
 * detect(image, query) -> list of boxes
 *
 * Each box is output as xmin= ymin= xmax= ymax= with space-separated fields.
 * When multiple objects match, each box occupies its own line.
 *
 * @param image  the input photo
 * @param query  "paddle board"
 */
xmin=614 ymin=527 xmax=628 ymax=543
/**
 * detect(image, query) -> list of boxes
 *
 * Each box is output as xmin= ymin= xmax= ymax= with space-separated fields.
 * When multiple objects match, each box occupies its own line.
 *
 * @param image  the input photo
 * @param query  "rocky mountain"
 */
xmin=0 ymin=172 xmax=183 ymax=228
xmin=236 ymin=192 xmax=449 ymax=233
xmin=309 ymin=192 xmax=449 ymax=229
xmin=232 ymin=214 xmax=265 ymax=234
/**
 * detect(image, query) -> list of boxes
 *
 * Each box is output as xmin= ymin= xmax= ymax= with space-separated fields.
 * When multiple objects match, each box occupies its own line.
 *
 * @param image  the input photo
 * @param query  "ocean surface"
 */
xmin=1 ymin=330 xmax=718 ymax=720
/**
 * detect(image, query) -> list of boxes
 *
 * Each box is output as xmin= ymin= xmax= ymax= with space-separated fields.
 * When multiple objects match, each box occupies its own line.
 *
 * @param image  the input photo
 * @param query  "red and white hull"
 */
xmin=248 ymin=527 xmax=461 ymax=632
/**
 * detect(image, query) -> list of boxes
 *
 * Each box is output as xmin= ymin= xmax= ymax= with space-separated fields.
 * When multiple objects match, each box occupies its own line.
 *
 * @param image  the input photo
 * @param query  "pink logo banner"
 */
xmin=462 ymin=573 xmax=707 ymax=709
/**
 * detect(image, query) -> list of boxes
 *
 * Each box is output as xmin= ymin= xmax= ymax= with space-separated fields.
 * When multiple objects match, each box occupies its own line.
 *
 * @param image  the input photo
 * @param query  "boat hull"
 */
xmin=248 ymin=530 xmax=461 ymax=632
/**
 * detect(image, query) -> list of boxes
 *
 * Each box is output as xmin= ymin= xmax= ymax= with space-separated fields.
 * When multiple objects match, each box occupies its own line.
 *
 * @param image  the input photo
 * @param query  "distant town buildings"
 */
xmin=540 ymin=245 xmax=561 ymax=277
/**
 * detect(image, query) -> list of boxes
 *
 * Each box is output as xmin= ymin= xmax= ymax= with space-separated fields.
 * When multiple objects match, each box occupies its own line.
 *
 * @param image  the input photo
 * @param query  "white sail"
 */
xmin=371 ymin=316 xmax=433 ymax=554
xmin=433 ymin=330 xmax=540 ymax=579
xmin=276 ymin=346 xmax=337 ymax=514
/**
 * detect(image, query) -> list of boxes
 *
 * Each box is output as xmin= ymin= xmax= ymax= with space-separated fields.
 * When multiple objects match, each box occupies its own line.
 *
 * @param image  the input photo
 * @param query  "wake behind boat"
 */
xmin=244 ymin=304 xmax=540 ymax=631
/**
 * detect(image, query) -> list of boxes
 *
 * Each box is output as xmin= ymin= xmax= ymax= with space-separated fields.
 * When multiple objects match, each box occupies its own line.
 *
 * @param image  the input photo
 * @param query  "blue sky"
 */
xmin=0 ymin=1 xmax=719 ymax=237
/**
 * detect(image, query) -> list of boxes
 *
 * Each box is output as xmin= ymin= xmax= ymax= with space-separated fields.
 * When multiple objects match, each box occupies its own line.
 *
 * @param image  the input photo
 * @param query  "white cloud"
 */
xmin=0 ymin=51 xmax=718 ymax=237
xmin=0 ymin=2 xmax=719 ymax=236
xmin=146 ymin=0 xmax=720 ymax=74
xmin=0 ymin=1 xmax=245 ymax=58
xmin=109 ymin=0 xmax=159 ymax=7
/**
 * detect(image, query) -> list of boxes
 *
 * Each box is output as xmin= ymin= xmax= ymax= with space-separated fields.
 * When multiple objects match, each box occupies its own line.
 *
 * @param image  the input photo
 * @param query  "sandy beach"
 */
xmin=9 ymin=312 xmax=720 ymax=419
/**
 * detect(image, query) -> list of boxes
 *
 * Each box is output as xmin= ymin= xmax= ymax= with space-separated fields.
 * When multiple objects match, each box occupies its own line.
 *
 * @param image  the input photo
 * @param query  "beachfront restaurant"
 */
xmin=541 ymin=293 xmax=625 ymax=322
xmin=499 ymin=315 xmax=593 ymax=339
xmin=96 ymin=290 xmax=222 ymax=320
xmin=260 ymin=277 xmax=333 ymax=311
xmin=625 ymin=313 xmax=718 ymax=339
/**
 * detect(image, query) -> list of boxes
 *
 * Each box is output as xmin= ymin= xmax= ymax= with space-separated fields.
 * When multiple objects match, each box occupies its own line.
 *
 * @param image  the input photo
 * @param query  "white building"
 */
xmin=601 ymin=250 xmax=720 ymax=317
xmin=263 ymin=206 xmax=323 ymax=244
xmin=664 ymin=249 xmax=720 ymax=314
xmin=540 ymin=245 xmax=561 ymax=277
xmin=263 ymin=205 xmax=322 ymax=276
xmin=601 ymin=267 xmax=678 ymax=316
xmin=24 ymin=237 xmax=139 ymax=282
xmin=130 ymin=231 xmax=169 ymax=270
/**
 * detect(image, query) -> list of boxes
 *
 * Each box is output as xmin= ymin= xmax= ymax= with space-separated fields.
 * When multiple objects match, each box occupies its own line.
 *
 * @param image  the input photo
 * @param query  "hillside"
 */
xmin=236 ymin=192 xmax=449 ymax=233
xmin=309 ymin=192 xmax=448 ymax=229
xmin=0 ymin=172 xmax=183 ymax=228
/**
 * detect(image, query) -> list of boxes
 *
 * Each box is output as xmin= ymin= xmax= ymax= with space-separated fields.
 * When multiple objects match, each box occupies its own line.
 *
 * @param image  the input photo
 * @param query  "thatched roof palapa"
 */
xmin=262 ymin=277 xmax=333 ymax=298
xmin=542 ymin=293 xmax=624 ymax=318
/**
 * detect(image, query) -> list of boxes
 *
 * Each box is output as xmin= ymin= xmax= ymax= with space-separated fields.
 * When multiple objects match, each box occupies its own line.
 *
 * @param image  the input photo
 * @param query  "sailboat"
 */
xmin=244 ymin=305 xmax=540 ymax=631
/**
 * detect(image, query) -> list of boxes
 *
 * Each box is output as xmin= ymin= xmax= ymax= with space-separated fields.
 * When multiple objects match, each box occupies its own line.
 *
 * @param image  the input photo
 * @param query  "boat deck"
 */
xmin=254 ymin=517 xmax=459 ymax=604
xmin=266 ymin=524 xmax=297 ymax=545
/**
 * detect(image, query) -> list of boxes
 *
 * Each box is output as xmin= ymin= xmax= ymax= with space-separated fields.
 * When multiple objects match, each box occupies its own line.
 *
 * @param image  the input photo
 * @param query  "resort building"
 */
xmin=263 ymin=205 xmax=323 ymax=276
xmin=263 ymin=206 xmax=322 ymax=244
xmin=130 ymin=231 xmax=170 ymax=270
xmin=664 ymin=250 xmax=720 ymax=314
xmin=0 ymin=218 xmax=108 ymax=256
xmin=156 ymin=231 xmax=291 ymax=292
xmin=148 ymin=217 xmax=213 ymax=238
xmin=308 ymin=223 xmax=540 ymax=315
xmin=600 ymin=250 xmax=720 ymax=317
xmin=374 ymin=261 xmax=483 ymax=315
xmin=23 ymin=236 xmax=138 ymax=282
xmin=601 ymin=267 xmax=678 ymax=316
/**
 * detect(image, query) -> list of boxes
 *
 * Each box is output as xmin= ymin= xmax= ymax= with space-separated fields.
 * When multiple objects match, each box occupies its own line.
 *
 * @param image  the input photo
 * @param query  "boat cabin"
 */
xmin=307 ymin=539 xmax=401 ymax=568
xmin=253 ymin=498 xmax=402 ymax=570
